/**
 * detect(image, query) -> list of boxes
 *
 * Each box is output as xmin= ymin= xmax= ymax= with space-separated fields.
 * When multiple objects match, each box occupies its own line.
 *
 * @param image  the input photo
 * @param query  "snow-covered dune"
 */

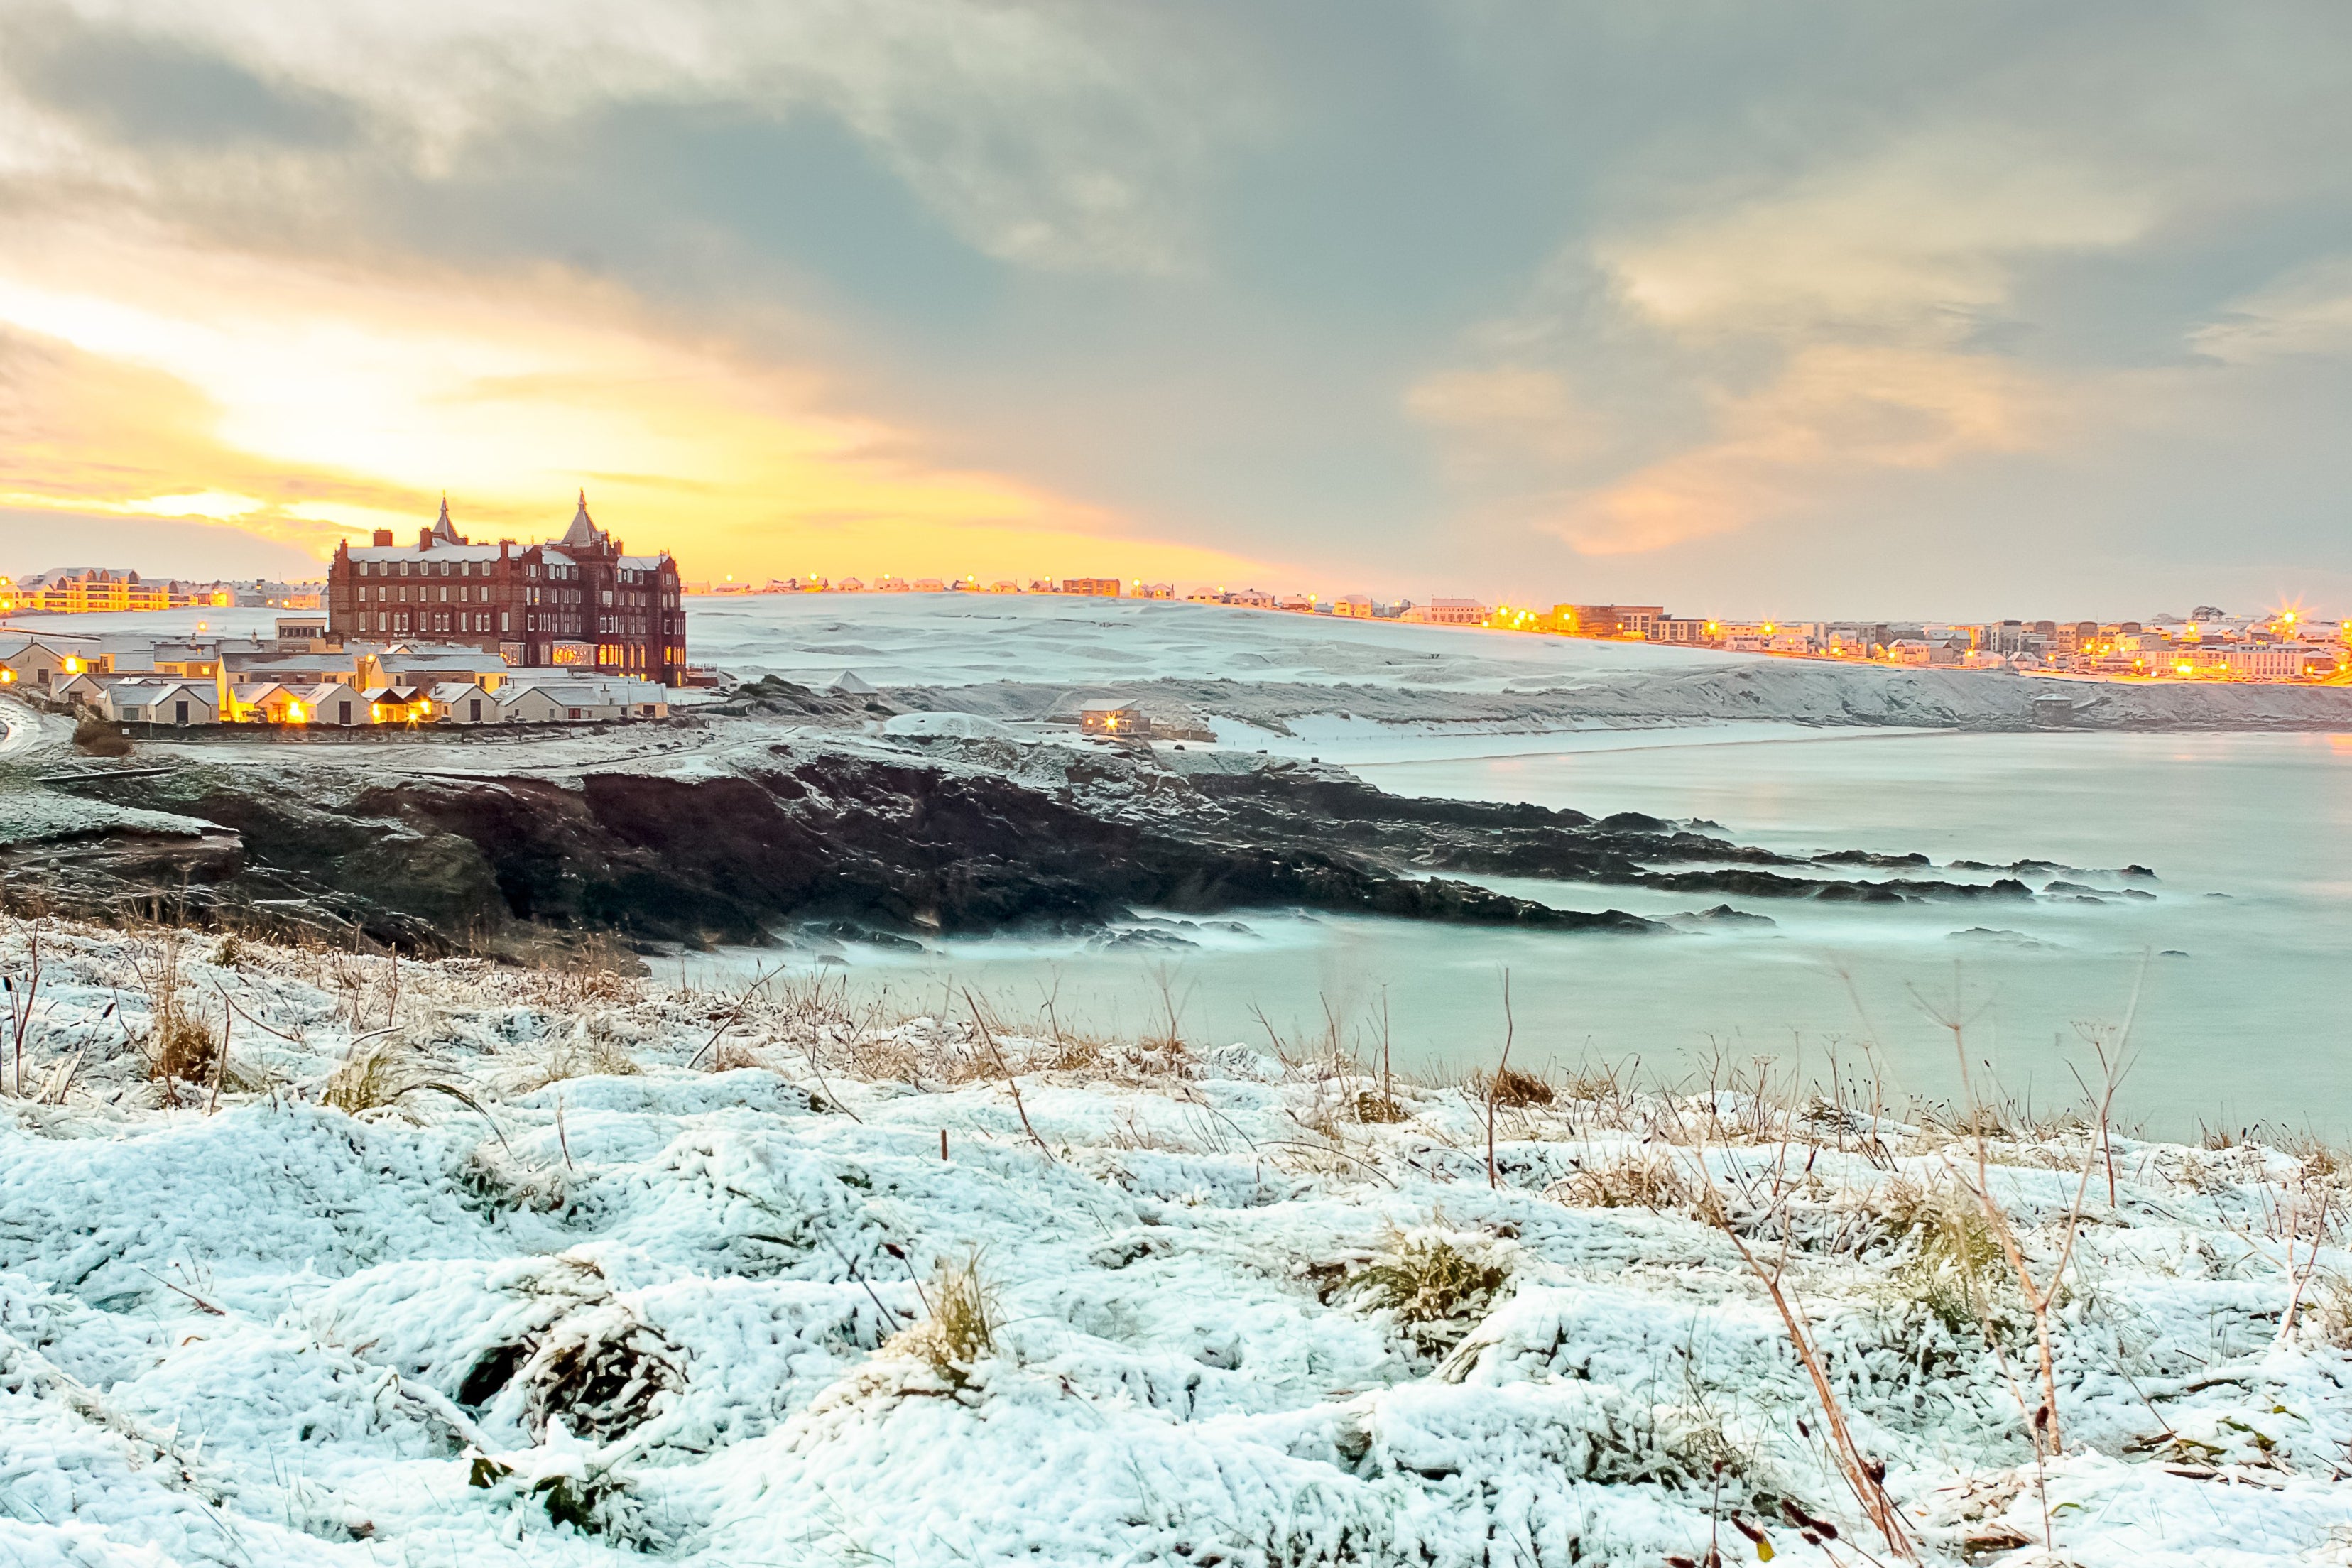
xmin=690 ymin=592 xmax=1736 ymax=692
xmin=3 ymin=920 xmax=2348 ymax=1566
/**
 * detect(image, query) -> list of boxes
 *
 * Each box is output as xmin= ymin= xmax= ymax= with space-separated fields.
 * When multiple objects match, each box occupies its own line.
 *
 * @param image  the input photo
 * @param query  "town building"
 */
xmin=1081 ymin=702 xmax=1152 ymax=738
xmin=326 ymin=494 xmax=686 ymax=684
xmin=1061 ymin=577 xmax=1122 ymax=597
xmin=0 ymin=568 xmax=236 ymax=615
xmin=1547 ymin=604 xmax=1667 ymax=638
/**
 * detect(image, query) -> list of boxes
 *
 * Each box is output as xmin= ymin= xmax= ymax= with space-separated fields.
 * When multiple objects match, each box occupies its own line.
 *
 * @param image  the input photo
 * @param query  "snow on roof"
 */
xmin=376 ymin=650 xmax=511 ymax=668
xmin=107 ymin=679 xmax=212 ymax=701
xmin=345 ymin=544 xmax=507 ymax=563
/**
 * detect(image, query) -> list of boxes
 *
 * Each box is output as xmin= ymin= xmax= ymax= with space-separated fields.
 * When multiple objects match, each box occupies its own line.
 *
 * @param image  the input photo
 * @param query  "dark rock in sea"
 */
xmin=4 ymin=741 xmax=2084 ymax=959
xmin=2042 ymin=880 xmax=2099 ymax=895
xmin=1094 ymin=927 xmax=1197 ymax=949
xmin=1817 ymin=849 xmax=1931 ymax=867
xmin=2120 ymin=864 xmax=2159 ymax=880
xmin=1947 ymin=927 xmax=2052 ymax=949
xmin=1670 ymin=905 xmax=1777 ymax=927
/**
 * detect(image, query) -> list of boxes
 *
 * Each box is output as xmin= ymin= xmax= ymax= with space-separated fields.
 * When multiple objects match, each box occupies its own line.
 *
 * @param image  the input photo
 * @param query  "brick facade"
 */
xmin=327 ymin=495 xmax=685 ymax=683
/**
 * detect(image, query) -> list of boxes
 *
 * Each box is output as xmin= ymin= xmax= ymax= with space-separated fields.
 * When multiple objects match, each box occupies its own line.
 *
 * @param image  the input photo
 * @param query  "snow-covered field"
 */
xmin=688 ymin=593 xmax=1748 ymax=692
xmin=4 ymin=918 xmax=2350 ymax=1567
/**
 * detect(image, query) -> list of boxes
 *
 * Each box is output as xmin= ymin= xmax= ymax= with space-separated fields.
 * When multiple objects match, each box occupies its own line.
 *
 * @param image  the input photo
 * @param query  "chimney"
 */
xmin=372 ymin=529 xmax=394 ymax=547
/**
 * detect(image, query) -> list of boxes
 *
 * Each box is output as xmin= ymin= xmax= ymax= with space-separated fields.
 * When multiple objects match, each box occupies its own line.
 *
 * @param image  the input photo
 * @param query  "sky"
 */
xmin=3 ymin=3 xmax=2351 ymax=619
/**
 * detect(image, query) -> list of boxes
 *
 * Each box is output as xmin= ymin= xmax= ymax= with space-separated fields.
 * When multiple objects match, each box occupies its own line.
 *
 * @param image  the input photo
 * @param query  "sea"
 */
xmin=708 ymin=726 xmax=2352 ymax=1140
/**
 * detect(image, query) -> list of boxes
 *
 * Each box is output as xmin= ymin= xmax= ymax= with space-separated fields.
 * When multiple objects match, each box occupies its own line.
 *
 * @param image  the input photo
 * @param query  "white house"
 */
xmin=432 ymin=681 xmax=499 ymax=724
xmin=496 ymin=684 xmax=568 ymax=724
xmin=227 ymin=682 xmax=302 ymax=723
xmin=54 ymin=672 xmax=116 ymax=708
xmin=528 ymin=683 xmax=626 ymax=722
xmin=102 ymin=680 xmax=219 ymax=726
xmin=0 ymin=639 xmax=95 ymax=692
xmin=299 ymin=682 xmax=367 ymax=727
xmin=361 ymin=649 xmax=513 ymax=691
xmin=360 ymin=686 xmax=434 ymax=724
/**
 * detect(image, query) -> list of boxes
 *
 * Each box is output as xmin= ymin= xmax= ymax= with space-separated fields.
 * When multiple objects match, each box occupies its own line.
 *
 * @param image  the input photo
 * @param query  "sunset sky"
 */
xmin=4 ymin=3 xmax=2351 ymax=617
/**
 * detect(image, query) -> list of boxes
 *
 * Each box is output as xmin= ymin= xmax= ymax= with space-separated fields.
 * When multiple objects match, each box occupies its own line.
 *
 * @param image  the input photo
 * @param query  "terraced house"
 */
xmin=326 ymin=494 xmax=687 ymax=683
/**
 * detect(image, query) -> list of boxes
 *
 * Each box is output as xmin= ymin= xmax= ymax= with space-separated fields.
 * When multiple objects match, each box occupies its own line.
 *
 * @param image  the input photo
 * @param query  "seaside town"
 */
xmin=692 ymin=573 xmax=2347 ymax=682
xmin=1 ymin=496 xmax=2342 ymax=740
xmin=0 ymin=495 xmax=681 ymax=731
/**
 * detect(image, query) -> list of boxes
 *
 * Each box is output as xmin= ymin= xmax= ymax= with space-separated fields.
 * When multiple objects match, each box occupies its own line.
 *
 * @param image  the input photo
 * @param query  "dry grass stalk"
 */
xmin=1555 ymin=1154 xmax=1709 ymax=1216
xmin=1708 ymin=1195 xmax=1916 ymax=1559
xmin=325 ymin=1037 xmax=498 ymax=1125
xmin=1483 ymin=1067 xmax=1554 ymax=1109
xmin=1486 ymin=969 xmax=1513 ymax=1190
xmin=966 ymin=989 xmax=1052 ymax=1163
xmin=886 ymin=1254 xmax=997 ymax=1385
xmin=1349 ymin=1230 xmax=1509 ymax=1350
xmin=527 ymin=1023 xmax=641 ymax=1089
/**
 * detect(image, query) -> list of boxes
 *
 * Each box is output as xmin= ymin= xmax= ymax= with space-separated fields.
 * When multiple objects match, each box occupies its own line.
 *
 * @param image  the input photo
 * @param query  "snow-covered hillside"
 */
xmin=690 ymin=593 xmax=1741 ymax=692
xmin=4 ymin=919 xmax=2348 ymax=1566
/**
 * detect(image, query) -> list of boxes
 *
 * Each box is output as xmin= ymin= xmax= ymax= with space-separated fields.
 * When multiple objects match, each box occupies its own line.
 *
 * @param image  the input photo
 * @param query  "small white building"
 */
xmin=361 ymin=649 xmax=513 ymax=691
xmin=102 ymin=680 xmax=219 ymax=726
xmin=530 ymin=684 xmax=627 ymax=722
xmin=228 ymin=682 xmax=303 ymax=723
xmin=55 ymin=672 xmax=116 ymax=708
xmin=300 ymin=682 xmax=367 ymax=727
xmin=1080 ymin=702 xmax=1152 ymax=739
xmin=0 ymin=639 xmax=95 ymax=692
xmin=360 ymin=686 xmax=434 ymax=724
xmin=432 ymin=681 xmax=499 ymax=724
xmin=496 ymin=684 xmax=568 ymax=724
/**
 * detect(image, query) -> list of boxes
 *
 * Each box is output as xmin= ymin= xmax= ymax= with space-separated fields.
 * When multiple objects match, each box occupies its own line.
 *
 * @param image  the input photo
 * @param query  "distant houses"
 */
xmin=4 ymin=614 xmax=674 ymax=733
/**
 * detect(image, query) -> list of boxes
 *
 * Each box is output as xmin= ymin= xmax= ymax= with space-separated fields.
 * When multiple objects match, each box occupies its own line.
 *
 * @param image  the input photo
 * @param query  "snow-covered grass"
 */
xmin=3 ymin=916 xmax=2350 ymax=1566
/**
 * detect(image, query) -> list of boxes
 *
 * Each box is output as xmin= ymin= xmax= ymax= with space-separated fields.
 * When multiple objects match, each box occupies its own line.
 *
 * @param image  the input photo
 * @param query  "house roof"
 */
xmin=374 ymin=651 xmax=510 ymax=670
xmin=345 ymin=543 xmax=508 ymax=564
xmin=108 ymin=680 xmax=212 ymax=703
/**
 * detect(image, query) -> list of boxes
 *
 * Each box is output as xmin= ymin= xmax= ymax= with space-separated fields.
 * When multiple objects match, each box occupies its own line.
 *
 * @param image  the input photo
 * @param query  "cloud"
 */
xmin=1596 ymin=130 xmax=2154 ymax=345
xmin=1403 ymin=366 xmax=1611 ymax=469
xmin=1548 ymin=344 xmax=2052 ymax=553
xmin=0 ymin=1 xmax=1248 ymax=274
xmin=9 ymin=16 xmax=357 ymax=150
xmin=1412 ymin=119 xmax=2162 ymax=561
xmin=2191 ymin=256 xmax=2352 ymax=363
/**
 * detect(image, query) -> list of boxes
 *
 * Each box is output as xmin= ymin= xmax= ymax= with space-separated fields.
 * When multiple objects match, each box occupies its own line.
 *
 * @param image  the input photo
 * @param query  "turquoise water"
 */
xmin=701 ymin=729 xmax=2352 ymax=1139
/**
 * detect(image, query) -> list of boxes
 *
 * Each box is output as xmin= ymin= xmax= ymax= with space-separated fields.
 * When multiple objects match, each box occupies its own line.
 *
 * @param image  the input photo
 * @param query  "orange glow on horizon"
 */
xmin=0 ymin=227 xmax=1284 ymax=587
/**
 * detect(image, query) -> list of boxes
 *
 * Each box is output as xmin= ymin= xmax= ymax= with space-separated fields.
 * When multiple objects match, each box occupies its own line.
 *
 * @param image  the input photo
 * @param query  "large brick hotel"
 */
xmin=327 ymin=494 xmax=685 ymax=683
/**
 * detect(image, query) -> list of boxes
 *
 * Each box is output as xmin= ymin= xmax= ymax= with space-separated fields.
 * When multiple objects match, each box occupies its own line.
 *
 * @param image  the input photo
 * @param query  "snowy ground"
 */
xmin=687 ymin=594 xmax=1744 ymax=693
xmin=4 ymin=918 xmax=2351 ymax=1566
